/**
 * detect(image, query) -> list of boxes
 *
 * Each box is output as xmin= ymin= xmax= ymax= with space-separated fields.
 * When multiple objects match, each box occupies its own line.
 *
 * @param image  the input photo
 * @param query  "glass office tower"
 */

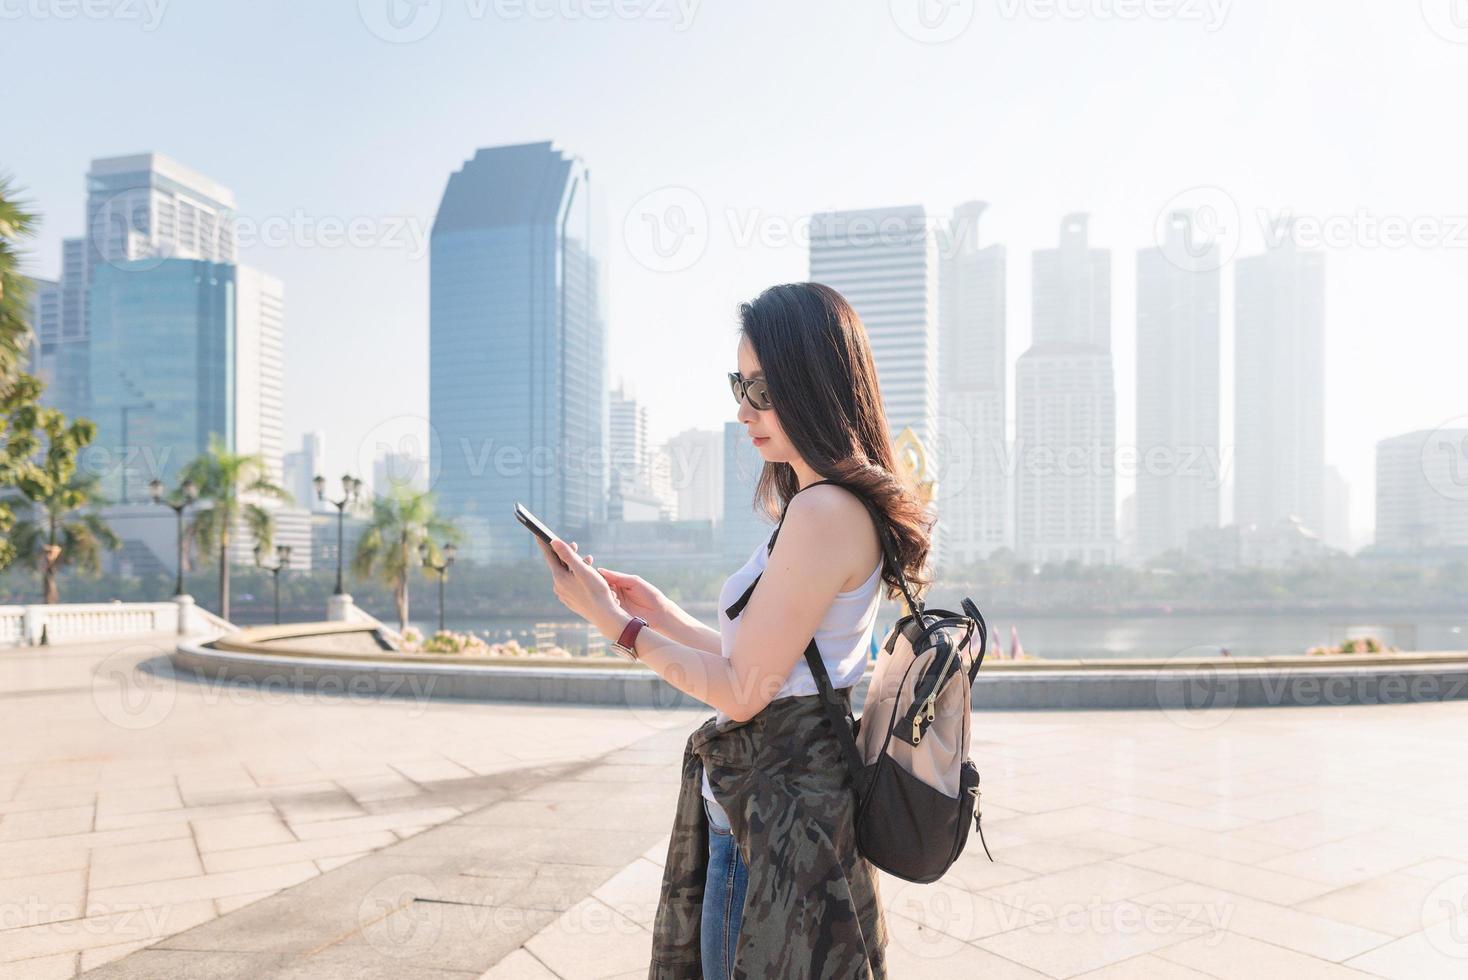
xmin=429 ymin=142 xmax=606 ymax=562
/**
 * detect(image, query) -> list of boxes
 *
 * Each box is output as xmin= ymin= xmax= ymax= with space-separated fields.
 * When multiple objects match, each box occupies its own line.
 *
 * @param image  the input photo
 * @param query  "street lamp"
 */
xmin=149 ymin=477 xmax=198 ymax=597
xmin=315 ymin=473 xmax=362 ymax=595
xmin=255 ymin=544 xmax=292 ymax=625
xmin=420 ymin=540 xmax=457 ymax=634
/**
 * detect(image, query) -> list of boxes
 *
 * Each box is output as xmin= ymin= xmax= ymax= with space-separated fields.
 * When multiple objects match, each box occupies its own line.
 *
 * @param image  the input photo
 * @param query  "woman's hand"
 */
xmin=537 ymin=537 xmax=626 ymax=640
xmin=596 ymin=566 xmax=670 ymax=631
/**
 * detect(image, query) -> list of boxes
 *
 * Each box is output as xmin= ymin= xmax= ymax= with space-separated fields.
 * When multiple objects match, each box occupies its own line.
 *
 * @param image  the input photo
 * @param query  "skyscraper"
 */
xmin=809 ymin=205 xmax=939 ymax=456
xmin=665 ymin=428 xmax=724 ymax=523
xmin=86 ymin=153 xmax=237 ymax=268
xmin=26 ymin=277 xmax=60 ymax=384
xmin=429 ymin=142 xmax=605 ymax=562
xmin=282 ymin=431 xmax=327 ymax=511
xmin=809 ymin=204 xmax=941 ymax=564
xmin=722 ymin=421 xmax=769 ymax=562
xmin=1376 ymin=429 xmax=1468 ymax=553
xmin=50 ymin=154 xmax=241 ymax=423
xmin=1135 ymin=210 xmax=1221 ymax=558
xmin=1234 ymin=234 xmax=1325 ymax=534
xmin=88 ymin=259 xmax=283 ymax=504
xmin=1015 ymin=214 xmax=1116 ymax=565
xmin=937 ymin=201 xmax=1007 ymax=567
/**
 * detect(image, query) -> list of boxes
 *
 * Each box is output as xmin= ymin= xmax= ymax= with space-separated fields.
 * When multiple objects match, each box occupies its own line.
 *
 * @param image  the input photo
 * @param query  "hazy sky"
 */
xmin=7 ymin=0 xmax=1467 ymax=545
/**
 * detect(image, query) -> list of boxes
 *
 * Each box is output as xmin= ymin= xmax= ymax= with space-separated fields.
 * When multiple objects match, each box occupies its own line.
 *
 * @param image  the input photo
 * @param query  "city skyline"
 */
xmin=10 ymin=4 xmax=1468 ymax=550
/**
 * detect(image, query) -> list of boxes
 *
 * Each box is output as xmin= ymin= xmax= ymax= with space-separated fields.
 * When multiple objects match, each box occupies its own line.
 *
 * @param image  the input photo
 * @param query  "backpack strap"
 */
xmin=721 ymin=478 xmax=915 ymax=795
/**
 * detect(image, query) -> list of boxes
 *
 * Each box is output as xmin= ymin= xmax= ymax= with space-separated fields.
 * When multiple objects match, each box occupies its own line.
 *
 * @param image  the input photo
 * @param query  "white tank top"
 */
xmin=700 ymin=529 xmax=884 ymax=810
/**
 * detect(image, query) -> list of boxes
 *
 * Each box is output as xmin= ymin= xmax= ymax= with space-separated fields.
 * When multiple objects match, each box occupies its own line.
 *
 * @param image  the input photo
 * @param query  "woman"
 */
xmin=538 ymin=282 xmax=934 ymax=980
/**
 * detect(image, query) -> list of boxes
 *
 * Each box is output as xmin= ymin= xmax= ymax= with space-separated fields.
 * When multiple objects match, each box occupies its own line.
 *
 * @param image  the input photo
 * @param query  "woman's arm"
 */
xmin=594 ymin=561 xmax=722 ymax=656
xmin=651 ymin=601 xmax=723 ymax=657
xmin=543 ymin=488 xmax=860 ymax=721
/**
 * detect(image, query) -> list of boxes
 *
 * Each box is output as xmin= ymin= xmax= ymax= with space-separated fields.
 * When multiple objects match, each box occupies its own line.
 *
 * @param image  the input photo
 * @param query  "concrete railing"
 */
xmin=0 ymin=597 xmax=235 ymax=647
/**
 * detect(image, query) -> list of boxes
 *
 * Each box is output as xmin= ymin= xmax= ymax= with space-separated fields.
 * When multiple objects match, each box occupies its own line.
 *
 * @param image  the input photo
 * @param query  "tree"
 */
xmin=352 ymin=486 xmax=458 ymax=631
xmin=0 ymin=173 xmax=37 ymax=385
xmin=0 ymin=175 xmax=43 ymax=568
xmin=6 ymin=469 xmax=119 ymax=603
xmin=179 ymin=435 xmax=290 ymax=621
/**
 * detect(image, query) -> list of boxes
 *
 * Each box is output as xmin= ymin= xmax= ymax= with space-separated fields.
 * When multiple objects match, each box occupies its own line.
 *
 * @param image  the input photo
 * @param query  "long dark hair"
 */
xmin=738 ymin=281 xmax=934 ymax=603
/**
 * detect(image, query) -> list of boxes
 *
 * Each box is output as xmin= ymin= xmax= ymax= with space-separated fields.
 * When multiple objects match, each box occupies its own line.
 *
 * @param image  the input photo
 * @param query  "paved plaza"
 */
xmin=2 ymin=639 xmax=1468 ymax=978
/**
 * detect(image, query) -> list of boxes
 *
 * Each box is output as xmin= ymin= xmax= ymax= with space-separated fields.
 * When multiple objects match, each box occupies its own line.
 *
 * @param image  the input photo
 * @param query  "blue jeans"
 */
xmin=700 ymin=796 xmax=748 ymax=980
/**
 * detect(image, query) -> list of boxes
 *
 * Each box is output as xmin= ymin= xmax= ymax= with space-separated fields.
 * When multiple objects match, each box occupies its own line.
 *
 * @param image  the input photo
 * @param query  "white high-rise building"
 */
xmin=234 ymin=266 xmax=285 ymax=487
xmin=809 ymin=205 xmax=939 ymax=456
xmin=1234 ymin=234 xmax=1325 ymax=535
xmin=1015 ymin=214 xmax=1116 ymax=565
xmin=1375 ymin=429 xmax=1468 ymax=553
xmin=810 ymin=204 xmax=940 ymax=563
xmin=282 ymin=432 xmax=327 ymax=512
xmin=86 ymin=153 xmax=237 ymax=268
xmin=937 ymin=201 xmax=1007 ymax=567
xmin=665 ymin=428 xmax=724 ymax=523
xmin=1136 ymin=210 xmax=1221 ymax=559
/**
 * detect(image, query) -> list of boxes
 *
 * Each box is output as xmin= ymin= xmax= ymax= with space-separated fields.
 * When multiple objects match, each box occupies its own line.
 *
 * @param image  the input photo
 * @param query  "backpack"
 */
xmin=723 ymin=478 xmax=992 ymax=884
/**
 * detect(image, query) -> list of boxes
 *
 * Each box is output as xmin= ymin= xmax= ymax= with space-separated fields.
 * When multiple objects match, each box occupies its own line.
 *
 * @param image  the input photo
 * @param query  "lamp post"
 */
xmin=420 ymin=540 xmax=457 ymax=634
xmin=314 ymin=474 xmax=362 ymax=595
xmin=255 ymin=544 xmax=292 ymax=625
xmin=149 ymin=477 xmax=198 ymax=597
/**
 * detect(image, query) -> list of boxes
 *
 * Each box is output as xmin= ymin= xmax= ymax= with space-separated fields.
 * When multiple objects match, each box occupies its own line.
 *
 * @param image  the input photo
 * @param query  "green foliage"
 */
xmin=0 ymin=172 xmax=38 ymax=385
xmin=2 ymin=412 xmax=118 ymax=601
xmin=352 ymin=486 xmax=458 ymax=630
xmin=179 ymin=434 xmax=291 ymax=619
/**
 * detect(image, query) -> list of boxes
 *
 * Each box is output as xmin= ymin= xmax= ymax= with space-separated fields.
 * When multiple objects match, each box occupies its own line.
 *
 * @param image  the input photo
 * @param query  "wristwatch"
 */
xmin=613 ymin=616 xmax=647 ymax=661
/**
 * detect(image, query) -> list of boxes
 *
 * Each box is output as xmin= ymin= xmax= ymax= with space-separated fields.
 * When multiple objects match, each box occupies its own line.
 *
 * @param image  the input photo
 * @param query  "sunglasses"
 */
xmin=728 ymin=371 xmax=774 ymax=411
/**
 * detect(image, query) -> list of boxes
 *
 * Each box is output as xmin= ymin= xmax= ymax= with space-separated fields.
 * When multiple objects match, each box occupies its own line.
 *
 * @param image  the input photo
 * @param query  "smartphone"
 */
xmin=515 ymin=502 xmax=569 ymax=569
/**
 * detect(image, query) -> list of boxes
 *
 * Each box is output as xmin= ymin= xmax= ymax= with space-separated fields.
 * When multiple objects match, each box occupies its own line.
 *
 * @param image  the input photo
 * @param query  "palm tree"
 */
xmin=0 ymin=172 xmax=38 ymax=387
xmin=6 ymin=472 xmax=120 ymax=603
xmin=179 ymin=435 xmax=290 ymax=621
xmin=0 ymin=175 xmax=41 ymax=568
xmin=352 ymin=486 xmax=458 ymax=631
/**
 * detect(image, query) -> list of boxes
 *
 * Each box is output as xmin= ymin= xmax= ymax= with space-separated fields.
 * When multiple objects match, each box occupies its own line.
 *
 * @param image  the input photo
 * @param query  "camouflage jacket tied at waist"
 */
xmin=648 ymin=690 xmax=889 ymax=980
